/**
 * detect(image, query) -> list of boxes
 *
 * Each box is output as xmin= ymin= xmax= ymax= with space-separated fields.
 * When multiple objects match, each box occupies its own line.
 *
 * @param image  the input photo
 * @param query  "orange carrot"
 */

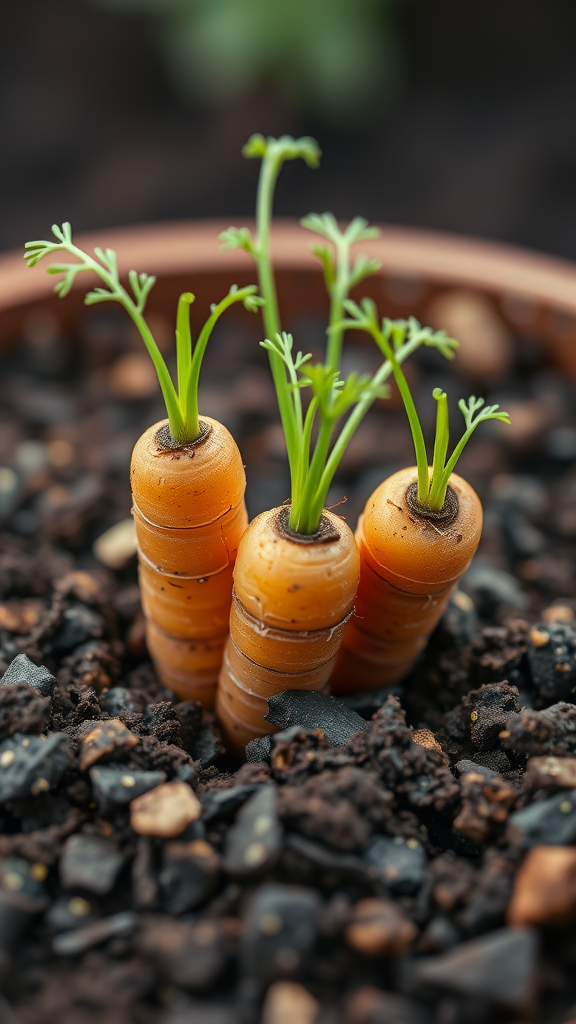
xmin=330 ymin=301 xmax=510 ymax=693
xmin=25 ymin=224 xmax=262 ymax=705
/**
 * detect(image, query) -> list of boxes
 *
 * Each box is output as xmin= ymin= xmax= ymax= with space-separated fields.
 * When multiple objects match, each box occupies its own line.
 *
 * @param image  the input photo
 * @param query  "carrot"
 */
xmin=216 ymin=136 xmax=459 ymax=756
xmin=24 ymin=223 xmax=262 ymax=705
xmin=329 ymin=300 xmax=510 ymax=692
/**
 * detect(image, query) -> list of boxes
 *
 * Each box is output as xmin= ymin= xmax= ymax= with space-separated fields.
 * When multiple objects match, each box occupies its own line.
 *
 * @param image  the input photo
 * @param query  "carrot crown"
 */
xmin=221 ymin=134 xmax=459 ymax=534
xmin=341 ymin=298 xmax=511 ymax=511
xmin=24 ymin=223 xmax=263 ymax=445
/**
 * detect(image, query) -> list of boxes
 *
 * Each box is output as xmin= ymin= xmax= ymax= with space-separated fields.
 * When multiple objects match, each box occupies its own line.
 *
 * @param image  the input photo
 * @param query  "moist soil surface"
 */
xmin=1 ymin=302 xmax=576 ymax=1023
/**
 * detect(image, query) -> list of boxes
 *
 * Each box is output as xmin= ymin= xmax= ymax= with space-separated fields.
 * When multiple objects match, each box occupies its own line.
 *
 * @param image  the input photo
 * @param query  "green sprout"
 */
xmin=24 ymin=223 xmax=263 ymax=445
xmin=340 ymin=298 xmax=511 ymax=511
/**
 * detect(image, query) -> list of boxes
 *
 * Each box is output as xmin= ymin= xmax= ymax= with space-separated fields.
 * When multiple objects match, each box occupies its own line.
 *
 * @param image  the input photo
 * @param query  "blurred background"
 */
xmin=3 ymin=0 xmax=576 ymax=257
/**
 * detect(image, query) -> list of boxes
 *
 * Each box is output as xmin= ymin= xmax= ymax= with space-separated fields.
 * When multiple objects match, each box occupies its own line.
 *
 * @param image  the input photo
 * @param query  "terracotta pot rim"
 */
xmin=3 ymin=217 xmax=576 ymax=316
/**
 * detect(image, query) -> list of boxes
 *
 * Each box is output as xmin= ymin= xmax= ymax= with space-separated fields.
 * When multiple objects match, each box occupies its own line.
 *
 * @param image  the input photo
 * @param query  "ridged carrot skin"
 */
xmin=216 ymin=507 xmax=360 ymax=757
xmin=131 ymin=416 xmax=248 ymax=706
xmin=330 ymin=467 xmax=482 ymax=692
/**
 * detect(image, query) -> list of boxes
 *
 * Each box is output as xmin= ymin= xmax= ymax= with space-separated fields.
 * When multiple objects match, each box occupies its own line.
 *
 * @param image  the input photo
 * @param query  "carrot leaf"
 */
xmin=24 ymin=224 xmax=262 ymax=445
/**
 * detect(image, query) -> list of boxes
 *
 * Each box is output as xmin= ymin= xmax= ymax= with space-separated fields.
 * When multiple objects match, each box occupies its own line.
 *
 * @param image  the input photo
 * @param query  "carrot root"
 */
xmin=331 ymin=467 xmax=482 ymax=693
xmin=131 ymin=417 xmax=247 ymax=706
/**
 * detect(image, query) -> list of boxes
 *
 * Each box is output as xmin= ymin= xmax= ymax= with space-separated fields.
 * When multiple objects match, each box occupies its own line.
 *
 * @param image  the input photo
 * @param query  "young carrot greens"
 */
xmin=24 ymin=223 xmax=263 ymax=445
xmin=220 ymin=134 xmax=459 ymax=534
xmin=341 ymin=297 xmax=511 ymax=511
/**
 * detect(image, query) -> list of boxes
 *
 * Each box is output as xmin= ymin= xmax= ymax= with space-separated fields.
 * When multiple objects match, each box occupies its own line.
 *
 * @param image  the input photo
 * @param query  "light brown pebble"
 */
xmin=130 ymin=781 xmax=201 ymax=838
xmin=411 ymin=729 xmax=448 ymax=765
xmin=93 ymin=518 xmax=137 ymax=570
xmin=261 ymin=981 xmax=319 ymax=1024
xmin=507 ymin=845 xmax=576 ymax=927
xmin=543 ymin=605 xmax=574 ymax=624
xmin=108 ymin=352 xmax=159 ymax=399
xmin=526 ymin=755 xmax=576 ymax=790
xmin=530 ymin=627 xmax=550 ymax=648
xmin=79 ymin=718 xmax=138 ymax=771
xmin=426 ymin=289 xmax=512 ymax=381
xmin=345 ymin=898 xmax=418 ymax=956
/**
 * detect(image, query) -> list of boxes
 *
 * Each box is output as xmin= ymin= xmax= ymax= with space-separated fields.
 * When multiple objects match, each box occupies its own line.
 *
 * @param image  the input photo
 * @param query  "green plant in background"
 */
xmin=84 ymin=0 xmax=401 ymax=123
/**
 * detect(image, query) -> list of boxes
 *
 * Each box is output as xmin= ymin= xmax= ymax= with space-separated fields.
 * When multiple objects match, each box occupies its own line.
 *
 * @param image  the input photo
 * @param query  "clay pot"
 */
xmin=2 ymin=220 xmax=576 ymax=376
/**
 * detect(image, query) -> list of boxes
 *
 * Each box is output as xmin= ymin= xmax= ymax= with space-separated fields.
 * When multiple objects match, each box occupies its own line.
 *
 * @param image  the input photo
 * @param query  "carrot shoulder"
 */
xmin=217 ymin=507 xmax=359 ymax=757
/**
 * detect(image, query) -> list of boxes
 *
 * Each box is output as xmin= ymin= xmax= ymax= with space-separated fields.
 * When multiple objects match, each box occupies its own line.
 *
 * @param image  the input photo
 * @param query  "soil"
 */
xmin=1 ymin=302 xmax=576 ymax=1023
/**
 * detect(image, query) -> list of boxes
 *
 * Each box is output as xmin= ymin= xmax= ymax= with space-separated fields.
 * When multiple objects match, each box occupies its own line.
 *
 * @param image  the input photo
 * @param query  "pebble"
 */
xmin=51 ymin=603 xmax=104 ymax=653
xmin=427 ymin=289 xmax=513 ymax=381
xmin=0 ymin=599 xmax=44 ymax=635
xmin=160 ymin=839 xmax=221 ymax=915
xmin=507 ymin=846 xmax=576 ymax=926
xmin=59 ymin=834 xmax=124 ymax=894
xmin=93 ymin=518 xmax=138 ymax=570
xmin=79 ymin=718 xmax=139 ymax=770
xmin=130 ymin=781 xmax=201 ymax=838
xmin=246 ymin=735 xmax=273 ymax=763
xmin=411 ymin=729 xmax=448 ymax=764
xmin=108 ymin=352 xmax=158 ymax=399
xmin=0 ymin=732 xmax=70 ymax=802
xmin=52 ymin=910 xmax=137 ymax=956
xmin=0 ymin=654 xmax=55 ymax=698
xmin=201 ymin=784 xmax=265 ymax=822
xmin=89 ymin=764 xmax=166 ymax=813
xmin=543 ymin=605 xmax=575 ymax=624
xmin=261 ymin=981 xmax=319 ymax=1024
xmin=364 ymin=835 xmax=426 ymax=895
xmin=412 ymin=927 xmax=539 ymax=1010
xmin=222 ymin=785 xmax=282 ymax=876
xmin=265 ymin=690 xmax=367 ymax=746
xmin=137 ymin=914 xmax=226 ymax=990
xmin=525 ymin=755 xmax=576 ymax=789
xmin=507 ymin=791 xmax=576 ymax=847
xmin=461 ymin=558 xmax=527 ymax=616
xmin=241 ymin=883 xmax=320 ymax=984
xmin=45 ymin=894 xmax=99 ymax=935
xmin=99 ymin=686 xmax=141 ymax=715
xmin=527 ymin=621 xmax=576 ymax=700
xmin=193 ymin=721 xmax=225 ymax=768
xmin=345 ymin=898 xmax=418 ymax=956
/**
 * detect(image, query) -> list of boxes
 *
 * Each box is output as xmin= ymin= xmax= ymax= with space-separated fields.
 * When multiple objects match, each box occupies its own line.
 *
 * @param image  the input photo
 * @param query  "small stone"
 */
xmin=159 ymin=840 xmax=220 ymax=915
xmin=0 ymin=732 xmax=70 ymax=802
xmin=50 ymin=604 xmax=104 ymax=653
xmin=241 ymin=883 xmax=320 ymax=984
xmin=526 ymin=755 xmax=576 ymax=789
xmin=527 ymin=621 xmax=576 ymax=700
xmin=52 ymin=910 xmax=136 ymax=956
xmin=130 ymin=781 xmax=201 ymax=838
xmin=93 ymin=518 xmax=138 ymax=570
xmin=60 ymin=834 xmax=124 ymax=894
xmin=543 ymin=605 xmax=574 ymax=624
xmin=201 ymin=784 xmax=265 ymax=822
xmin=507 ymin=791 xmax=576 ymax=847
xmin=411 ymin=729 xmax=448 ymax=764
xmin=454 ymin=771 xmax=516 ymax=843
xmin=193 ymin=720 xmax=225 ymax=768
xmin=100 ymin=686 xmax=141 ymax=715
xmin=261 ymin=981 xmax=319 ymax=1024
xmin=507 ymin=846 xmax=576 ymax=926
xmin=364 ymin=835 xmax=426 ymax=895
xmin=413 ymin=927 xmax=538 ymax=1010
xmin=0 ymin=654 xmax=55 ymax=698
xmin=89 ymin=764 xmax=166 ymax=813
xmin=79 ymin=718 xmax=138 ymax=770
xmin=45 ymin=895 xmax=99 ymax=935
xmin=0 ymin=600 xmax=44 ymax=635
xmin=0 ymin=857 xmax=47 ymax=902
xmin=345 ymin=898 xmax=418 ymax=956
xmin=222 ymin=786 xmax=282 ymax=876
xmin=265 ymin=690 xmax=366 ymax=747
xmin=137 ymin=914 xmax=226 ymax=990
xmin=427 ymin=289 xmax=512 ymax=381
xmin=246 ymin=735 xmax=273 ymax=763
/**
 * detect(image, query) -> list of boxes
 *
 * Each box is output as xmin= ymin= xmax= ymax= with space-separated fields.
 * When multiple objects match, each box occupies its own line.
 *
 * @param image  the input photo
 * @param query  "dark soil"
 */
xmin=1 ymin=303 xmax=576 ymax=1023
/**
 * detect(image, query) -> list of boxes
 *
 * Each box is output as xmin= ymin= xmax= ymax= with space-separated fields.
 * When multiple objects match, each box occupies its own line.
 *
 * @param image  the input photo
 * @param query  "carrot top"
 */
xmin=24 ymin=223 xmax=263 ymax=445
xmin=342 ymin=298 xmax=511 ymax=511
xmin=221 ymin=134 xmax=459 ymax=535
